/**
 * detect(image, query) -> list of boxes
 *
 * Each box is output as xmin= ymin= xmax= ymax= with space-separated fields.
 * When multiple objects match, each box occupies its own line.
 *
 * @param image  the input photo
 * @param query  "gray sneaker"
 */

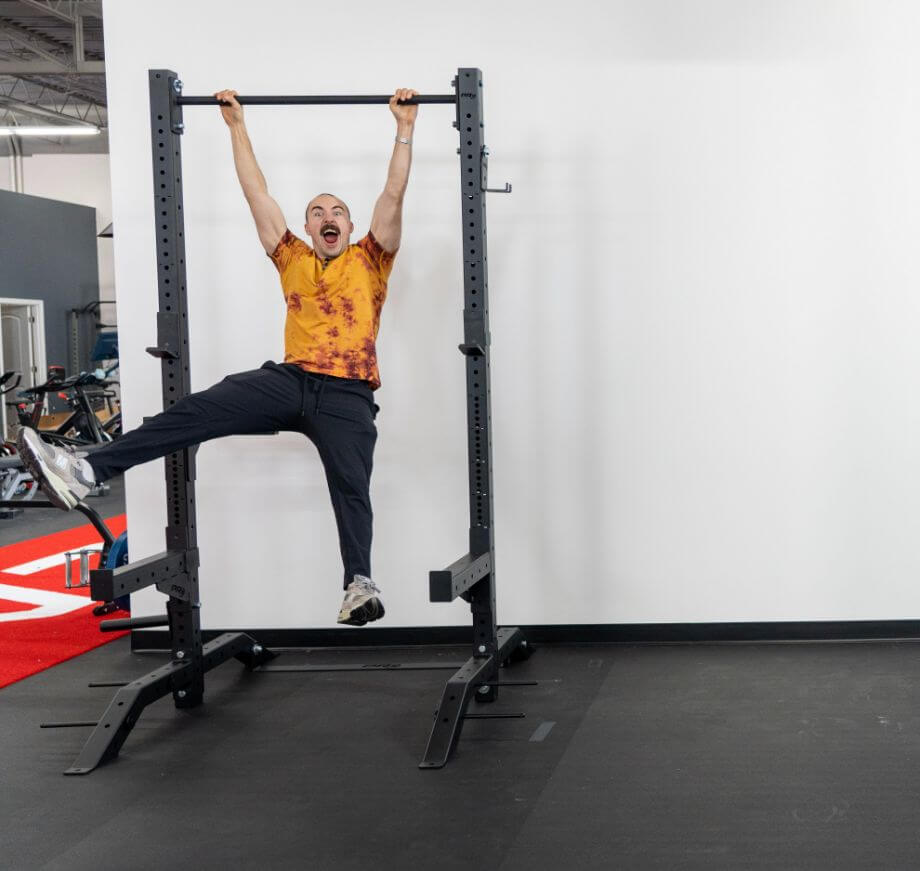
xmin=337 ymin=575 xmax=385 ymax=626
xmin=16 ymin=427 xmax=94 ymax=510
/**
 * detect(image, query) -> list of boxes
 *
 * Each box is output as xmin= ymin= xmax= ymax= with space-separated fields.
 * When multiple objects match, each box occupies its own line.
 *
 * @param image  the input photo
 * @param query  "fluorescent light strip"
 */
xmin=0 ymin=126 xmax=100 ymax=137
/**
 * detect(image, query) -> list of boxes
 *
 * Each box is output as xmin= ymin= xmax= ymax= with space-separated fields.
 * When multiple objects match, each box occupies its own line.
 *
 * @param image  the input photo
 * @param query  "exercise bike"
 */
xmin=15 ymin=365 xmax=121 ymax=448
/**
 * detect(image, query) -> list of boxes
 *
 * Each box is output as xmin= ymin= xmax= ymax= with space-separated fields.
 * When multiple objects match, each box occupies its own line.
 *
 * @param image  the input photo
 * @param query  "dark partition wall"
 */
xmin=0 ymin=189 xmax=100 ymax=385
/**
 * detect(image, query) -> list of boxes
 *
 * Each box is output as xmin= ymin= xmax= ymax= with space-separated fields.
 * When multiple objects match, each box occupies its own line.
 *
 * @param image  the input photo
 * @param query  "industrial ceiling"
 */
xmin=0 ymin=0 xmax=106 ymax=155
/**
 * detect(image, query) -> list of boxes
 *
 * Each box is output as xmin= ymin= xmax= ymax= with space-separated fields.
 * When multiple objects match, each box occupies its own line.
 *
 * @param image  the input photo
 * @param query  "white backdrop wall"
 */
xmin=103 ymin=0 xmax=920 ymax=628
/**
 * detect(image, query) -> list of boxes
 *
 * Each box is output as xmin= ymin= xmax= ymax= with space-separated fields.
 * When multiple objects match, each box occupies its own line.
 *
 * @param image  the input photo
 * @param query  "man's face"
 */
xmin=305 ymin=195 xmax=353 ymax=260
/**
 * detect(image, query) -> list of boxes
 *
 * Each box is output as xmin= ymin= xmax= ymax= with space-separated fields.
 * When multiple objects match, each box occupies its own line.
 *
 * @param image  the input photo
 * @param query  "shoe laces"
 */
xmin=43 ymin=439 xmax=78 ymax=457
xmin=353 ymin=575 xmax=379 ymax=595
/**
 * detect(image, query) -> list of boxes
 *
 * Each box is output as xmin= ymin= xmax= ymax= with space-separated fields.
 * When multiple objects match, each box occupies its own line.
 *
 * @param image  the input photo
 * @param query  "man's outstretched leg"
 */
xmin=18 ymin=362 xmax=306 ymax=510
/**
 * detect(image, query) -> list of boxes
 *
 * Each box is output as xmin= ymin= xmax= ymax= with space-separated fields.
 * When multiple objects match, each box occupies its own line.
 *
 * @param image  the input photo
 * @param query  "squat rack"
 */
xmin=54 ymin=67 xmax=531 ymax=774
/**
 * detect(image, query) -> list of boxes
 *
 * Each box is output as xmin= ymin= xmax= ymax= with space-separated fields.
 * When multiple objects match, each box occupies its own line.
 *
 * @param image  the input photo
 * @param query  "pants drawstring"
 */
xmin=302 ymin=372 xmax=331 ymax=417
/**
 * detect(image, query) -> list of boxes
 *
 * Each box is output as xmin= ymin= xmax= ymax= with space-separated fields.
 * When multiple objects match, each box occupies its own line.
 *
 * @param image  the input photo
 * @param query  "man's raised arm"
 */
xmin=369 ymin=88 xmax=418 ymax=253
xmin=215 ymin=89 xmax=287 ymax=255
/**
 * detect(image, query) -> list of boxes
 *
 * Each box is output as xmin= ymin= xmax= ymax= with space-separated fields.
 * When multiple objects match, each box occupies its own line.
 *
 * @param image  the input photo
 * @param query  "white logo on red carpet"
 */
xmin=0 ymin=544 xmax=102 ymax=624
xmin=0 ymin=582 xmax=87 ymax=622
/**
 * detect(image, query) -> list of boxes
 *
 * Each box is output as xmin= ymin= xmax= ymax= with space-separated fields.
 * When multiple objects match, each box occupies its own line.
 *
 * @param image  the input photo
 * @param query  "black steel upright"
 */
xmin=420 ymin=69 xmax=530 ymax=769
xmin=62 ymin=70 xmax=273 ymax=775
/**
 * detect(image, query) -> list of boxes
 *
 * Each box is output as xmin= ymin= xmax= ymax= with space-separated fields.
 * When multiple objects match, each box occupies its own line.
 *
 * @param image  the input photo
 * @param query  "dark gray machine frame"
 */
xmin=56 ymin=67 xmax=530 ymax=775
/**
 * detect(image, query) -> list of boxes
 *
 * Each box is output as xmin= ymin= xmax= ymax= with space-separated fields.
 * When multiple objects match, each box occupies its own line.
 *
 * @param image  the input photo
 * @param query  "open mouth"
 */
xmin=321 ymin=225 xmax=340 ymax=246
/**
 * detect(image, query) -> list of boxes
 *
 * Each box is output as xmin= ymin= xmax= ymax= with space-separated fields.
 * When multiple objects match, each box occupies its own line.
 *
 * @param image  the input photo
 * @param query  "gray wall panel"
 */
xmin=0 ymin=189 xmax=100 ymax=395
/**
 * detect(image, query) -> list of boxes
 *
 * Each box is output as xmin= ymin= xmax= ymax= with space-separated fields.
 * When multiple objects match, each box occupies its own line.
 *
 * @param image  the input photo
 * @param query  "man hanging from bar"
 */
xmin=17 ymin=86 xmax=419 ymax=627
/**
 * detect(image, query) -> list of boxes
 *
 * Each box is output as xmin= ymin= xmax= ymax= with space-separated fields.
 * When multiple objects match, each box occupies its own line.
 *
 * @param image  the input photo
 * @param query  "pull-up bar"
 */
xmin=178 ymin=94 xmax=456 ymax=106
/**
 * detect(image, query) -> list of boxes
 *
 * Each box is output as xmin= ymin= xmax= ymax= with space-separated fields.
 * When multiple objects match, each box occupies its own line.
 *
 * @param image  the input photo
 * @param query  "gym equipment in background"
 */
xmin=67 ymin=300 xmax=117 ymax=378
xmin=16 ymin=366 xmax=120 ymax=448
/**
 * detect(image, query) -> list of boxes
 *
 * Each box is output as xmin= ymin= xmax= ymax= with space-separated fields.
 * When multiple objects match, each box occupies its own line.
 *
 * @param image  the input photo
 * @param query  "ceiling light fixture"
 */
xmin=0 ymin=126 xmax=101 ymax=137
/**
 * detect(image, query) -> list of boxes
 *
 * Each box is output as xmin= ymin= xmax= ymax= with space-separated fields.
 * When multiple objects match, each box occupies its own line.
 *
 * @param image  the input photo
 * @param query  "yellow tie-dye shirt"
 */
xmin=268 ymin=229 xmax=395 ymax=389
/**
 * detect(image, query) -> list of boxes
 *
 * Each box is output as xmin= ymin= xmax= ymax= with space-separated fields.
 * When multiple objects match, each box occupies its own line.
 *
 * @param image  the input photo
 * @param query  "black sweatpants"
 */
xmin=87 ymin=362 xmax=378 ymax=589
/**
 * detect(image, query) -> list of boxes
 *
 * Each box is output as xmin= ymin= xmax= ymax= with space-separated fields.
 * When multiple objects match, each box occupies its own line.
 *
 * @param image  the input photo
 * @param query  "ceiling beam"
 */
xmin=14 ymin=72 xmax=105 ymax=105
xmin=71 ymin=4 xmax=81 ymax=62
xmin=14 ymin=0 xmax=102 ymax=22
xmin=0 ymin=17 xmax=103 ymax=71
xmin=0 ymin=93 xmax=96 ymax=124
xmin=0 ymin=3 xmax=105 ymax=131
xmin=0 ymin=59 xmax=103 ymax=72
xmin=0 ymin=21 xmax=67 ymax=66
xmin=14 ymin=2 xmax=97 ymax=69
xmin=0 ymin=76 xmax=106 ymax=124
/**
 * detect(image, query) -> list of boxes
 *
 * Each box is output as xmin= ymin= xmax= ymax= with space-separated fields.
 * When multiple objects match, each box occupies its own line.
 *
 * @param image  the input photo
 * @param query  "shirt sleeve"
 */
xmin=268 ymin=229 xmax=312 ymax=275
xmin=356 ymin=232 xmax=396 ymax=281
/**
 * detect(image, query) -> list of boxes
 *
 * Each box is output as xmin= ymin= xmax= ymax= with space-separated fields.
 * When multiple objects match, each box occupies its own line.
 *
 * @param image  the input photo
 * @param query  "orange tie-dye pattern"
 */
xmin=268 ymin=229 xmax=395 ymax=389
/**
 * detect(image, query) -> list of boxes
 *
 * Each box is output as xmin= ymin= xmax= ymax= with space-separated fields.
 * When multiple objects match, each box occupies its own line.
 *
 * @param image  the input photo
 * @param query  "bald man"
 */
xmin=18 ymin=87 xmax=419 ymax=627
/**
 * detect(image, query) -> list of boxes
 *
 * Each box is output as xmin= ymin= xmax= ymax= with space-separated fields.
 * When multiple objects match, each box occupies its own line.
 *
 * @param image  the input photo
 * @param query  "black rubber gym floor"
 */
xmin=2 ymin=637 xmax=919 ymax=869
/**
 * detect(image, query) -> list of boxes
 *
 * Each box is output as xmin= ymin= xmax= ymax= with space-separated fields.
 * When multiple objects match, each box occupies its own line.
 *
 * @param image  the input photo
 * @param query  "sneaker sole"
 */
xmin=337 ymin=597 xmax=385 ymax=627
xmin=16 ymin=430 xmax=78 ymax=511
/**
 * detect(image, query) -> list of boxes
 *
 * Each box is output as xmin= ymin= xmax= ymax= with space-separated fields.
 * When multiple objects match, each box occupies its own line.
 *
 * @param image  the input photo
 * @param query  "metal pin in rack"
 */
xmin=64 ymin=548 xmax=101 ymax=588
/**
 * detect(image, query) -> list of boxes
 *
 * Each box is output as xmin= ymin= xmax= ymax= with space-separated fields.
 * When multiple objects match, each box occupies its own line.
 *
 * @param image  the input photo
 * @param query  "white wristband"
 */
xmin=395 ymin=136 xmax=412 ymax=145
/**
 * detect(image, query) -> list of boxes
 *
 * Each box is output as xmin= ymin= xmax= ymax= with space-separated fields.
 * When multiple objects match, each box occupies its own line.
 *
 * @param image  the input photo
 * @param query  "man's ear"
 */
xmin=349 ymin=220 xmax=355 ymax=235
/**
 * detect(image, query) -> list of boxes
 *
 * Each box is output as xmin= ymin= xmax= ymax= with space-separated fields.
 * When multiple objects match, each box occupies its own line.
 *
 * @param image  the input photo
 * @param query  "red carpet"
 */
xmin=0 ymin=598 xmax=36 ymax=613
xmin=0 ymin=515 xmax=128 ymax=689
